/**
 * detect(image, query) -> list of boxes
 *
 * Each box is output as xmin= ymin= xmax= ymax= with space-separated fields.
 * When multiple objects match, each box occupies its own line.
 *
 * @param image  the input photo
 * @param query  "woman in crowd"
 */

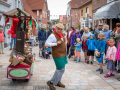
xmin=67 ymin=27 xmax=75 ymax=55
xmin=68 ymin=30 xmax=81 ymax=59
xmin=101 ymin=25 xmax=112 ymax=65
xmin=82 ymin=27 xmax=92 ymax=39
xmin=110 ymin=23 xmax=120 ymax=74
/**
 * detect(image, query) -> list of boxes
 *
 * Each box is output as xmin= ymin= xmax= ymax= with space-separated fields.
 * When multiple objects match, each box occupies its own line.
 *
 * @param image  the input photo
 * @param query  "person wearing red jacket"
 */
xmin=8 ymin=18 xmax=19 ymax=50
xmin=10 ymin=28 xmax=16 ymax=50
xmin=67 ymin=27 xmax=75 ymax=55
xmin=0 ymin=25 xmax=6 ymax=54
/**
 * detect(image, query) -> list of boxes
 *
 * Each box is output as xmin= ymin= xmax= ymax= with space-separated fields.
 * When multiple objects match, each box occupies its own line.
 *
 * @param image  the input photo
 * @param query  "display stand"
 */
xmin=3 ymin=8 xmax=35 ymax=82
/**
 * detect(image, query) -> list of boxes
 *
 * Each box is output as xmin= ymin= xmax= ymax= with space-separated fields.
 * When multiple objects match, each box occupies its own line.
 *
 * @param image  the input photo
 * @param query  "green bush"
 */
xmin=78 ymin=24 xmax=81 ymax=30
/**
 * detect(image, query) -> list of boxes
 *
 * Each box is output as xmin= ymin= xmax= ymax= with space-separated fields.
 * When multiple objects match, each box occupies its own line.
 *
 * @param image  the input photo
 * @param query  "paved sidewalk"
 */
xmin=0 ymin=46 xmax=120 ymax=90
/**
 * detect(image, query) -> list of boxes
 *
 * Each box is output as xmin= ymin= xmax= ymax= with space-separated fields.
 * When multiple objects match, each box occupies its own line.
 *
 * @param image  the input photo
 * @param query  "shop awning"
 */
xmin=94 ymin=1 xmax=120 ymax=20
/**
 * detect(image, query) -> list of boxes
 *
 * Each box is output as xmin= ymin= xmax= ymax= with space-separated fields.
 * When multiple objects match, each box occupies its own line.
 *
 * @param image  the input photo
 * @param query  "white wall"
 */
xmin=7 ymin=0 xmax=23 ymax=10
xmin=66 ymin=3 xmax=71 ymax=17
xmin=66 ymin=3 xmax=71 ymax=29
xmin=0 ymin=0 xmax=24 ymax=47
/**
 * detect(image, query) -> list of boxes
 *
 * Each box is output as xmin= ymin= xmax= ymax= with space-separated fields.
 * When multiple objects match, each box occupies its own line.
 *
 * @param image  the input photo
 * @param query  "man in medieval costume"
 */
xmin=45 ymin=23 xmax=68 ymax=90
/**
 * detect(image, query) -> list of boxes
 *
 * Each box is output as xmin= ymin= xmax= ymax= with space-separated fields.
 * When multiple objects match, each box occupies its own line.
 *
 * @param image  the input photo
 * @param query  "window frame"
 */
xmin=81 ymin=9 xmax=83 ymax=16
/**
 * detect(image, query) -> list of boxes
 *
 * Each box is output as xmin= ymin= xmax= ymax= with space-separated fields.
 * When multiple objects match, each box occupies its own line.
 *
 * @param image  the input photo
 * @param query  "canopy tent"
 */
xmin=3 ymin=8 xmax=36 ymax=21
xmin=94 ymin=1 xmax=120 ymax=20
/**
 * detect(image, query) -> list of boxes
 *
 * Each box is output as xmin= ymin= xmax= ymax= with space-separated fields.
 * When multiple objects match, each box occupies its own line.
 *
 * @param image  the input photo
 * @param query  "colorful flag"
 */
xmin=29 ymin=19 xmax=33 ymax=28
xmin=32 ymin=20 xmax=35 ymax=30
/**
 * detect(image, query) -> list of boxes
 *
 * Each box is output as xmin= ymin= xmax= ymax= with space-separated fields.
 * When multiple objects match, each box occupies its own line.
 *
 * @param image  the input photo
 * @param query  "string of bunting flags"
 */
xmin=49 ymin=14 xmax=79 ymax=17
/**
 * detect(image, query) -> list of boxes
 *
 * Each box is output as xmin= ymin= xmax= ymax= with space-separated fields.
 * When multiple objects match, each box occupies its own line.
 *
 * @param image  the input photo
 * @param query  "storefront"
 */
xmin=94 ymin=0 xmax=120 ymax=30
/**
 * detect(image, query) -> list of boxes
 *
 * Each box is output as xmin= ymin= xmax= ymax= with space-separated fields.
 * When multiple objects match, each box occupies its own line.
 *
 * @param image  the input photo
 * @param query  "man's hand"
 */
xmin=57 ymin=41 xmax=61 ymax=45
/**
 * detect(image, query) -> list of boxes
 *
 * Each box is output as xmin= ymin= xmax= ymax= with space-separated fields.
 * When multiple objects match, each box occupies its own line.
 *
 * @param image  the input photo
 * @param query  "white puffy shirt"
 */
xmin=45 ymin=34 xmax=63 ymax=47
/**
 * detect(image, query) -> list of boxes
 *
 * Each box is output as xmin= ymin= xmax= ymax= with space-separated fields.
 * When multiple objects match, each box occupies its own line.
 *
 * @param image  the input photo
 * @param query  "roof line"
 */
xmin=24 ymin=0 xmax=32 ymax=10
xmin=78 ymin=0 xmax=92 ymax=8
xmin=32 ymin=9 xmax=42 ymax=10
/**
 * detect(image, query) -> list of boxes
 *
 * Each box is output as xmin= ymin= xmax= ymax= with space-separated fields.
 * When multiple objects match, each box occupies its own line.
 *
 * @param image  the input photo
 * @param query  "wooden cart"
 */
xmin=7 ymin=63 xmax=33 ymax=82
xmin=4 ymin=8 xmax=35 ymax=82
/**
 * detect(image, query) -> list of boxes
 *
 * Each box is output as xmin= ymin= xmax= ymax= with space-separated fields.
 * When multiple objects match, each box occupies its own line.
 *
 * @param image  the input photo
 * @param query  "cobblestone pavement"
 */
xmin=0 ymin=46 xmax=120 ymax=90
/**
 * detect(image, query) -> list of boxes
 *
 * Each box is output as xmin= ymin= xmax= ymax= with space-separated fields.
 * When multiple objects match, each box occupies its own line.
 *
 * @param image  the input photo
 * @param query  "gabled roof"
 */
xmin=22 ymin=0 xmax=37 ymax=19
xmin=70 ymin=0 xmax=91 ymax=9
xmin=25 ymin=0 xmax=45 ymax=10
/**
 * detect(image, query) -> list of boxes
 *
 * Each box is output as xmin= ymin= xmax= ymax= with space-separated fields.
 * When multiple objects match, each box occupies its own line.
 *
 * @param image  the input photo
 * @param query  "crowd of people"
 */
xmin=67 ymin=23 xmax=120 ymax=79
xmin=0 ymin=22 xmax=120 ymax=90
xmin=37 ymin=23 xmax=120 ymax=79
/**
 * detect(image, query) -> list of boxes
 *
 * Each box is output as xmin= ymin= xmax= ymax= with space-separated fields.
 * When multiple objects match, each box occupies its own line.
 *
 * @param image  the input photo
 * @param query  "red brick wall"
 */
xmin=71 ymin=9 xmax=80 ymax=29
xmin=59 ymin=15 xmax=63 ymax=23
xmin=92 ymin=0 xmax=107 ymax=27
xmin=67 ymin=16 xmax=72 ymax=29
xmin=63 ymin=17 xmax=67 ymax=24
xmin=92 ymin=0 xmax=107 ymax=13
xmin=42 ymin=2 xmax=48 ymax=29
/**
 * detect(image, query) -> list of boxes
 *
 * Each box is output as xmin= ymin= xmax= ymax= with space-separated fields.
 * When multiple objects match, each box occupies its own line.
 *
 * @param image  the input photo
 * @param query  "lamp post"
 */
xmin=37 ymin=10 xmax=39 ymax=31
xmin=85 ymin=14 xmax=89 ymax=28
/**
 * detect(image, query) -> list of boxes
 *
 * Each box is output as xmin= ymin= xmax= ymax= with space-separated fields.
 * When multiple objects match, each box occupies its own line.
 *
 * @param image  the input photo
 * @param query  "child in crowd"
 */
xmin=82 ymin=36 xmax=88 ymax=63
xmin=96 ymin=33 xmax=106 ymax=74
xmin=43 ymin=46 xmax=51 ymax=59
xmin=0 ymin=25 xmax=6 ymax=54
xmin=74 ymin=38 xmax=82 ymax=63
xmin=104 ymin=39 xmax=117 ymax=78
xmin=87 ymin=34 xmax=96 ymax=64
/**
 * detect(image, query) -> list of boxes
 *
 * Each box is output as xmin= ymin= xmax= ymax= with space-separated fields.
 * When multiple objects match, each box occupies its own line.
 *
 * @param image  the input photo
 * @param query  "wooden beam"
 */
xmin=3 ymin=14 xmax=31 ymax=18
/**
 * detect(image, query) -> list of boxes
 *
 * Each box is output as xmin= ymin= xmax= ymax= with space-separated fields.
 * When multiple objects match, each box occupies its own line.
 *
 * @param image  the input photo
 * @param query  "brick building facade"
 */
xmin=25 ymin=0 xmax=50 ymax=30
xmin=66 ymin=0 xmax=81 ymax=30
xmin=92 ymin=0 xmax=107 ymax=27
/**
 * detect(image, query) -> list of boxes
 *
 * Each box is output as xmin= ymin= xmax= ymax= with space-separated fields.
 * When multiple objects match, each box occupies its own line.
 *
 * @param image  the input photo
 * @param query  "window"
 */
xmin=86 ymin=7 xmax=89 ymax=14
xmin=81 ymin=10 xmax=83 ymax=16
xmin=43 ymin=11 xmax=45 ymax=18
xmin=18 ymin=1 xmax=20 ymax=8
xmin=46 ymin=12 xmax=47 ymax=18
xmin=15 ymin=0 xmax=17 ymax=8
xmin=86 ymin=7 xmax=88 ymax=13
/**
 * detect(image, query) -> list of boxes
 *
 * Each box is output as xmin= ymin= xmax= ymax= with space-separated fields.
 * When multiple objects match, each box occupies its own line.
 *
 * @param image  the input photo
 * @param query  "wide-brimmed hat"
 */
xmin=56 ymin=23 xmax=64 ymax=29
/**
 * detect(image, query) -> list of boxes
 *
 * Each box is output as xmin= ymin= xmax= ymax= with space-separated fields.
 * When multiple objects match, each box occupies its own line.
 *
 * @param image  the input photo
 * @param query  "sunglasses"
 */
xmin=116 ymin=26 xmax=120 ymax=27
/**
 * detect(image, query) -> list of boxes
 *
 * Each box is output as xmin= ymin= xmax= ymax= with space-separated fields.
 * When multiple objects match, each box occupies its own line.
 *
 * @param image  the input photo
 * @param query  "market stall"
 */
xmin=3 ymin=8 xmax=36 ymax=82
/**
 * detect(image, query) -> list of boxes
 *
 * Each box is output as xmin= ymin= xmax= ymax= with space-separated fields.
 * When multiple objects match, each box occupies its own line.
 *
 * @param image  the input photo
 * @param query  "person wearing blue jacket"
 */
xmin=43 ymin=46 xmax=51 ymax=59
xmin=87 ymin=34 xmax=96 ymax=64
xmin=101 ymin=25 xmax=112 ymax=65
xmin=38 ymin=27 xmax=46 ymax=57
xmin=74 ymin=38 xmax=82 ymax=63
xmin=96 ymin=33 xmax=106 ymax=74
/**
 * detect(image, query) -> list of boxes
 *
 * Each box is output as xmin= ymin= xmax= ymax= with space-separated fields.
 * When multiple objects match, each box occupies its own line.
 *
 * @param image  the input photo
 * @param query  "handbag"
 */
xmin=95 ymin=49 xmax=101 ymax=58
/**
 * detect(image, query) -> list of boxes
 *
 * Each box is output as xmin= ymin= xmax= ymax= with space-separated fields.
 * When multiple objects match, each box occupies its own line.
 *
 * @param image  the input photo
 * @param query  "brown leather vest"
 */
xmin=52 ymin=32 xmax=66 ymax=58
